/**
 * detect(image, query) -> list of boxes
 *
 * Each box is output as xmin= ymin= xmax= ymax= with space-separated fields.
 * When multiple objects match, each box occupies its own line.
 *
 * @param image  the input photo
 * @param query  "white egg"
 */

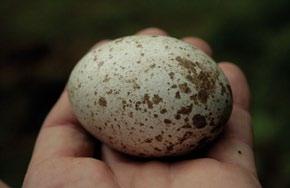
xmin=68 ymin=35 xmax=232 ymax=157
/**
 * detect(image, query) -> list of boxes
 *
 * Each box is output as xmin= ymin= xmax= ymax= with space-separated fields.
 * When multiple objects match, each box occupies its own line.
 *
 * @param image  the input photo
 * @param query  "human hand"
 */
xmin=23 ymin=28 xmax=262 ymax=188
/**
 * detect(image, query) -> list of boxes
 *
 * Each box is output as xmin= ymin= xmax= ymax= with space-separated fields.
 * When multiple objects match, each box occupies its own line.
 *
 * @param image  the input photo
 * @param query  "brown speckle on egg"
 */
xmin=164 ymin=119 xmax=172 ymax=124
xmin=175 ymin=91 xmax=181 ymax=99
xmin=143 ymin=94 xmax=153 ymax=109
xmin=152 ymin=94 xmax=163 ymax=104
xmin=155 ymin=135 xmax=163 ymax=142
xmin=98 ymin=97 xmax=107 ymax=107
xmin=177 ymin=104 xmax=193 ymax=115
xmin=144 ymin=138 xmax=152 ymax=143
xmin=160 ymin=108 xmax=167 ymax=114
xmin=192 ymin=114 xmax=207 ymax=128
xmin=179 ymin=83 xmax=191 ymax=93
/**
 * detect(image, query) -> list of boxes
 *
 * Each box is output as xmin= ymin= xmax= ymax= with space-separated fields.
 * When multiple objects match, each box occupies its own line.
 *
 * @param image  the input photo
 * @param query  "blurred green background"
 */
xmin=1 ymin=0 xmax=290 ymax=187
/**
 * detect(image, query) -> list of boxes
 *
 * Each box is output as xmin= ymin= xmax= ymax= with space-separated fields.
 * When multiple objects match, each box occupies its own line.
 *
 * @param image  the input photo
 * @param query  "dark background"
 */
xmin=1 ymin=0 xmax=290 ymax=187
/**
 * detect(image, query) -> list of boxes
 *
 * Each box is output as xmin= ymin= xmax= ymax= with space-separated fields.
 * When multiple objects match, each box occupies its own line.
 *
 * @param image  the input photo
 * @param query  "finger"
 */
xmin=218 ymin=63 xmax=250 ymax=111
xmin=218 ymin=63 xmax=252 ymax=146
xmin=182 ymin=37 xmax=212 ymax=56
xmin=208 ymin=63 xmax=256 ymax=174
xmin=136 ymin=27 xmax=168 ymax=36
xmin=30 ymin=89 xmax=95 ymax=164
xmin=91 ymin=39 xmax=111 ymax=50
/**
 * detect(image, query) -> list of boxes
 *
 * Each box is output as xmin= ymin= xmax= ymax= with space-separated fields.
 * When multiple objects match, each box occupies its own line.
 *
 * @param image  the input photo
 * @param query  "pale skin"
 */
xmin=23 ymin=28 xmax=262 ymax=188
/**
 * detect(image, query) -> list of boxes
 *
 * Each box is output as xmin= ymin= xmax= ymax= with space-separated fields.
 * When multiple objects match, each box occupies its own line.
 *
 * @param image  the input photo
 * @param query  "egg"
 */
xmin=67 ymin=35 xmax=232 ymax=157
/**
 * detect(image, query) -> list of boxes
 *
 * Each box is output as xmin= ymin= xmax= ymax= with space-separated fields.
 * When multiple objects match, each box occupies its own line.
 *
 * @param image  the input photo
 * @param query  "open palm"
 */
xmin=23 ymin=28 xmax=261 ymax=188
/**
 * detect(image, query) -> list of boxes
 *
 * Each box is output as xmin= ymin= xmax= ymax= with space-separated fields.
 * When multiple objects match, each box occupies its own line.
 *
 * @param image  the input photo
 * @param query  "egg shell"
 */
xmin=68 ymin=35 xmax=232 ymax=157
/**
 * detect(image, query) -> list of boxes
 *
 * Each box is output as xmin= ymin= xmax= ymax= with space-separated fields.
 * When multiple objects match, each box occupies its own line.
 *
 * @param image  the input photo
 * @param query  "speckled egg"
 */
xmin=67 ymin=35 xmax=232 ymax=157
